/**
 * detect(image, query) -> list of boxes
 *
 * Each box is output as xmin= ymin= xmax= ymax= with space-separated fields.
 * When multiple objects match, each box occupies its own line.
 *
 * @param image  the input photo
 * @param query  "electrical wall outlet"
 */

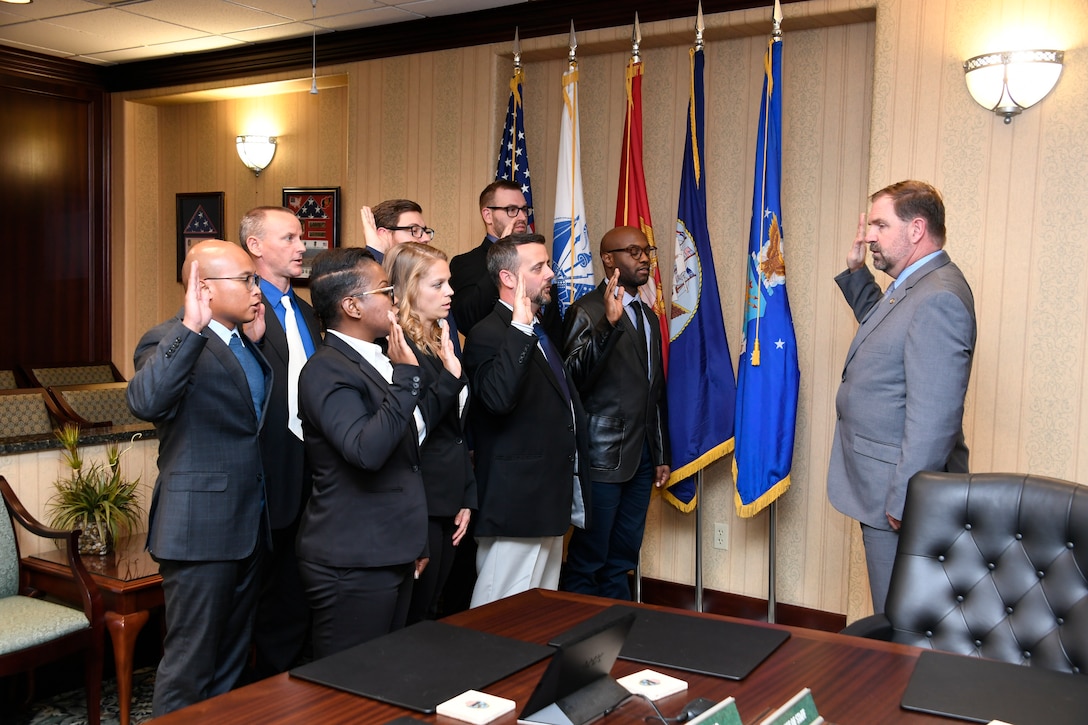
xmin=714 ymin=522 xmax=729 ymax=550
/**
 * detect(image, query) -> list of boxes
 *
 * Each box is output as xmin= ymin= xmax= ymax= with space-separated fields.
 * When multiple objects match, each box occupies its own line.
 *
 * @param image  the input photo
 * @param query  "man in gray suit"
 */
xmin=128 ymin=240 xmax=271 ymax=716
xmin=828 ymin=180 xmax=976 ymax=614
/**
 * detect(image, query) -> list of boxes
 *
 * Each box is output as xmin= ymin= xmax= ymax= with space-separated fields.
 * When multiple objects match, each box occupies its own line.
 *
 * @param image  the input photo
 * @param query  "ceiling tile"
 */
xmin=311 ymin=7 xmax=421 ymax=30
xmin=226 ymin=0 xmax=384 ymax=23
xmin=396 ymin=0 xmax=523 ymax=16
xmin=121 ymin=0 xmax=292 ymax=34
xmin=224 ymin=21 xmax=330 ymax=44
xmin=47 ymin=8 xmax=208 ymax=45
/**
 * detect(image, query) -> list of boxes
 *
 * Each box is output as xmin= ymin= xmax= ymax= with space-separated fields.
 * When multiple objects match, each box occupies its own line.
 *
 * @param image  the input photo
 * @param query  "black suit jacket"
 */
xmin=127 ymin=317 xmax=272 ymax=561
xmin=563 ymin=283 xmax=669 ymax=482
xmin=449 ymin=236 xmax=563 ymax=342
xmin=258 ymin=290 xmax=322 ymax=529
xmin=463 ymin=302 xmax=590 ymax=538
xmin=296 ymin=333 xmax=429 ymax=568
xmin=411 ymin=341 xmax=477 ymax=517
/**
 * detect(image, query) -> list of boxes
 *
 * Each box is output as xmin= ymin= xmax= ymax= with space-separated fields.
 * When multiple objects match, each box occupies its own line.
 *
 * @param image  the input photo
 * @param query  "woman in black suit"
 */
xmin=385 ymin=243 xmax=476 ymax=622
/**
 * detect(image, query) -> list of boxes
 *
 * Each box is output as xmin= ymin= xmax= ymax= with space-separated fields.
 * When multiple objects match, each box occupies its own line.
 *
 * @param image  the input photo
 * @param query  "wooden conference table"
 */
xmin=153 ymin=589 xmax=953 ymax=724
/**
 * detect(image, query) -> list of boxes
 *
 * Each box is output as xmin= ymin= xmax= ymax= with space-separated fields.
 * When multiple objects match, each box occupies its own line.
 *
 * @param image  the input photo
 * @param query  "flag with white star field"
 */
xmin=495 ymin=67 xmax=536 ymax=232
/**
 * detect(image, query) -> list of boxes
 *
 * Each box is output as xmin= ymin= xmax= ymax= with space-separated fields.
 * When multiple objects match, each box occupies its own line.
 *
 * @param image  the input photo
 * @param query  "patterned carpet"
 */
xmin=6 ymin=668 xmax=155 ymax=725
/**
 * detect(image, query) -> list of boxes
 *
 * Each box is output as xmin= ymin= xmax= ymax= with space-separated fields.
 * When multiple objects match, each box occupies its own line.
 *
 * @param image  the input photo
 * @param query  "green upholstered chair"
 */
xmin=48 ymin=383 xmax=142 ymax=428
xmin=0 ymin=475 xmax=103 ymax=725
xmin=0 ymin=389 xmax=58 ymax=440
xmin=25 ymin=363 xmax=123 ymax=389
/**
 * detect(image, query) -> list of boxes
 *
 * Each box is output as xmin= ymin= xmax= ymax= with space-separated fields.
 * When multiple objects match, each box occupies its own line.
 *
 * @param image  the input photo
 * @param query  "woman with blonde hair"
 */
xmin=384 ymin=242 xmax=476 ymax=621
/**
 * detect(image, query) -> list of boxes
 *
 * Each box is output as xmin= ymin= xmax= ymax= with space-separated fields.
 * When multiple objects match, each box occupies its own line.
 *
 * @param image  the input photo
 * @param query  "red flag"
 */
xmin=616 ymin=58 xmax=669 ymax=373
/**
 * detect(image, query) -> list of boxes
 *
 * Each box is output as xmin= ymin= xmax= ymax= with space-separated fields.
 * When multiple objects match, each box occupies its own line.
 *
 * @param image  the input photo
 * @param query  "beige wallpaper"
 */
xmin=108 ymin=0 xmax=1088 ymax=621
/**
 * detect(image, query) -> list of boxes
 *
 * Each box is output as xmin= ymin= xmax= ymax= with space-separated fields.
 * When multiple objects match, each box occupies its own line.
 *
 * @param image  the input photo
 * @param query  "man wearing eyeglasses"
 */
xmin=361 ymin=198 xmax=434 ymax=264
xmin=240 ymin=206 xmax=323 ymax=680
xmin=560 ymin=226 xmax=670 ymax=600
xmin=127 ymin=240 xmax=272 ymax=716
xmin=450 ymin=180 xmax=563 ymax=341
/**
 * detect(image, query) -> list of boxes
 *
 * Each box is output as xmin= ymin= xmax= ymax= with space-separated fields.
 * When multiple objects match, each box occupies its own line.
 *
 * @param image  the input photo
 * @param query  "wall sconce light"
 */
xmin=236 ymin=135 xmax=277 ymax=176
xmin=963 ymin=49 xmax=1064 ymax=124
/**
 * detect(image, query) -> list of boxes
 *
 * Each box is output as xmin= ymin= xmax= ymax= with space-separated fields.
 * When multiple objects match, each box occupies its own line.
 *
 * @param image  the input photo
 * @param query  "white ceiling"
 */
xmin=0 ymin=0 xmax=525 ymax=65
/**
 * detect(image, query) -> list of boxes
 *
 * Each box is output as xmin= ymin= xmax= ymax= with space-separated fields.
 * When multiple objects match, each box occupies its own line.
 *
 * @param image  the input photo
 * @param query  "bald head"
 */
xmin=600 ymin=226 xmax=653 ymax=293
xmin=183 ymin=240 xmax=261 ymax=328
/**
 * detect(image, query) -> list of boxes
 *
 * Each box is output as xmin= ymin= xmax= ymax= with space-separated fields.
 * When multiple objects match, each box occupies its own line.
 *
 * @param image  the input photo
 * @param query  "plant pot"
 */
xmin=76 ymin=517 xmax=113 ymax=556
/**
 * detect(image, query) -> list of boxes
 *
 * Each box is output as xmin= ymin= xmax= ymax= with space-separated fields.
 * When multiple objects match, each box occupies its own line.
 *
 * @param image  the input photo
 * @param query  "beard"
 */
xmin=531 ymin=284 xmax=553 ymax=308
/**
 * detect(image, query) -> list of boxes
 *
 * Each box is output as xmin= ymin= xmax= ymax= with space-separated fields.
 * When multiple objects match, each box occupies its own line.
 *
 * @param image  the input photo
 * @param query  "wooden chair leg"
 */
xmin=84 ymin=640 xmax=104 ymax=725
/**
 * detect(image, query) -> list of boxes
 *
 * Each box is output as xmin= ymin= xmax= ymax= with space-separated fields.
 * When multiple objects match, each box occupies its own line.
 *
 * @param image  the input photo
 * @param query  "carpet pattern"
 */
xmin=5 ymin=668 xmax=155 ymax=725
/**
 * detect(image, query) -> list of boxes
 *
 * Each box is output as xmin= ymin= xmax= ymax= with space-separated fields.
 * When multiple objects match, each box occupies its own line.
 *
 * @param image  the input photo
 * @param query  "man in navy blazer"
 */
xmin=463 ymin=234 xmax=590 ymax=607
xmin=241 ymin=206 xmax=323 ymax=677
xmin=127 ymin=240 xmax=271 ymax=716
xmin=295 ymin=247 xmax=430 ymax=659
xmin=827 ymin=181 xmax=976 ymax=613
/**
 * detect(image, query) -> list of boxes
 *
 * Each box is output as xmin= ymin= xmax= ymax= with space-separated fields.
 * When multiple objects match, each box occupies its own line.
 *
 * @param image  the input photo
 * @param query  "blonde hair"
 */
xmin=384 ymin=242 xmax=449 ymax=357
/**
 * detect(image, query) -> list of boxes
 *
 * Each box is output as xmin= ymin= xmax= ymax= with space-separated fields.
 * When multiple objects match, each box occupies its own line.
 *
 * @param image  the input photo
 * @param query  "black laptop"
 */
xmin=290 ymin=620 xmax=551 ymax=713
xmin=549 ymin=604 xmax=789 ymax=680
xmin=901 ymin=650 xmax=1088 ymax=725
xmin=519 ymin=609 xmax=637 ymax=725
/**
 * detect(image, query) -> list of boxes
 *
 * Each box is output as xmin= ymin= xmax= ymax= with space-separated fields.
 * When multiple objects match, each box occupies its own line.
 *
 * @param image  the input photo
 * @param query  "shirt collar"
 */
xmin=206 ymin=318 xmax=236 ymax=345
xmin=893 ymin=250 xmax=942 ymax=289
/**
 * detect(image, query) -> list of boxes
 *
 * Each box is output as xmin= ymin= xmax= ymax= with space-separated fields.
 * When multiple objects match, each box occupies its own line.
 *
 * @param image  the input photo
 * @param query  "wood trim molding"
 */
xmin=640 ymin=577 xmax=848 ymax=633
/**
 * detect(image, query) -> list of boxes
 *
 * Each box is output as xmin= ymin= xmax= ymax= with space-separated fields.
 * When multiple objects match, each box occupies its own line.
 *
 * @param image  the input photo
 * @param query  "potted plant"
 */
xmin=47 ymin=424 xmax=144 ymax=555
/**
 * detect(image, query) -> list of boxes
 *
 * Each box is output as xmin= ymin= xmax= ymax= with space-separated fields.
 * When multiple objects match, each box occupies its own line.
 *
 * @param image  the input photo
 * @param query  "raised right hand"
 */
xmin=182 ymin=260 xmax=212 ymax=334
xmin=360 ymin=206 xmax=381 ymax=250
xmin=603 ymin=268 xmax=623 ymax=325
xmin=847 ymin=212 xmax=868 ymax=272
xmin=386 ymin=312 xmax=419 ymax=366
xmin=511 ymin=270 xmax=533 ymax=326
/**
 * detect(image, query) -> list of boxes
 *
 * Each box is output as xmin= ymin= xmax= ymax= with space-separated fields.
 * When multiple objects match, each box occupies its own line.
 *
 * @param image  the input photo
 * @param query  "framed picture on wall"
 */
xmin=176 ymin=192 xmax=226 ymax=281
xmin=283 ymin=186 xmax=341 ymax=283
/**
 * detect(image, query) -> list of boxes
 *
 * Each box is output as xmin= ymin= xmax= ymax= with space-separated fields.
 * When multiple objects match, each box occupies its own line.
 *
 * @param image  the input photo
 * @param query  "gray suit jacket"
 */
xmin=827 ymin=251 xmax=976 ymax=529
xmin=128 ymin=316 xmax=272 ymax=561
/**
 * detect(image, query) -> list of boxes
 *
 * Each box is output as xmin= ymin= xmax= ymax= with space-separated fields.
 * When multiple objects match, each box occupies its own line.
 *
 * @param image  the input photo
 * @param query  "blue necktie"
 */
xmin=229 ymin=333 xmax=265 ymax=417
xmin=533 ymin=322 xmax=570 ymax=403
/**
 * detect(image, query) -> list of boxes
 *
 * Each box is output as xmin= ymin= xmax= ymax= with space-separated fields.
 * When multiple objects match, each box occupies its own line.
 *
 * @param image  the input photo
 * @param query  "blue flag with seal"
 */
xmin=552 ymin=60 xmax=593 ymax=314
xmin=733 ymin=20 xmax=800 ymax=518
xmin=664 ymin=46 xmax=737 ymax=512
xmin=496 ymin=66 xmax=536 ymax=232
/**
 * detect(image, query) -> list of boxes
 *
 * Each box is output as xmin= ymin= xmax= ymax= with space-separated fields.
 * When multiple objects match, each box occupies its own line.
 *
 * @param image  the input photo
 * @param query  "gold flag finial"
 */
xmin=772 ymin=0 xmax=783 ymax=40
xmin=513 ymin=27 xmax=521 ymax=69
xmin=632 ymin=13 xmax=641 ymax=63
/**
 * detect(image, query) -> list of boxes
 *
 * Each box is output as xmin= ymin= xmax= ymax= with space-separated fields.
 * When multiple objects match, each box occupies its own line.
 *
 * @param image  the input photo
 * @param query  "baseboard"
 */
xmin=638 ymin=577 xmax=846 ymax=633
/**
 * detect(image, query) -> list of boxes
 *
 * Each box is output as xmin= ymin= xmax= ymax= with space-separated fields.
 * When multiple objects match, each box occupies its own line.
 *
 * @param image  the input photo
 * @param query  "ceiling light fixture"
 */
xmin=236 ymin=135 xmax=277 ymax=176
xmin=963 ymin=49 xmax=1064 ymax=124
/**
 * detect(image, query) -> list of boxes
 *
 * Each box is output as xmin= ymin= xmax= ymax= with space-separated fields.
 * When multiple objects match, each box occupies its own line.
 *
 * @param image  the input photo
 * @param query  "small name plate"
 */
xmin=686 ymin=696 xmax=742 ymax=725
xmin=760 ymin=688 xmax=824 ymax=725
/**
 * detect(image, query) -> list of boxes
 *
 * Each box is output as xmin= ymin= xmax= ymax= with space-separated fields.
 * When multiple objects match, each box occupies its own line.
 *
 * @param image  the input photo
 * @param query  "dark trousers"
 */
xmin=298 ymin=559 xmax=414 ymax=660
xmin=252 ymin=518 xmax=310 ymax=676
xmin=407 ymin=516 xmax=458 ymax=623
xmin=562 ymin=443 xmax=654 ymax=600
xmin=152 ymin=543 xmax=264 ymax=717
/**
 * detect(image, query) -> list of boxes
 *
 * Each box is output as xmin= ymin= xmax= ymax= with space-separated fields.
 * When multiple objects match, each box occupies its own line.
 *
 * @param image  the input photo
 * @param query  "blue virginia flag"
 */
xmin=496 ymin=66 xmax=536 ymax=232
xmin=732 ymin=22 xmax=800 ymax=518
xmin=664 ymin=47 xmax=737 ymax=512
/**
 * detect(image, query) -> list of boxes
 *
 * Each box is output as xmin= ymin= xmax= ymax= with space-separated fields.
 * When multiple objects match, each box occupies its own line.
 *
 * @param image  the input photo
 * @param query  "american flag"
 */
xmin=495 ymin=67 xmax=535 ymax=232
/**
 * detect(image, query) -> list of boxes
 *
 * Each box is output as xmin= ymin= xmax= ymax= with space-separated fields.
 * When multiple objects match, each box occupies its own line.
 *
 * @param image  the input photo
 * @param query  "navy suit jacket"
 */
xmin=296 ymin=333 xmax=429 ymax=568
xmin=127 ymin=316 xmax=272 ymax=561
xmin=257 ymin=290 xmax=322 ymax=529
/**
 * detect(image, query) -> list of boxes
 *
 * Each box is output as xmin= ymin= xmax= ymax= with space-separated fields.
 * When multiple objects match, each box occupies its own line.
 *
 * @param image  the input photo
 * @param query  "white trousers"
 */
xmin=470 ymin=535 xmax=563 ymax=608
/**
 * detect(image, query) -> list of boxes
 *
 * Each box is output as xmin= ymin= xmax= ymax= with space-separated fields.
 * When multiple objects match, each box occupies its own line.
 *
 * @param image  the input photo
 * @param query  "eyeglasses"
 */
xmin=204 ymin=273 xmax=261 ymax=290
xmin=486 ymin=205 xmax=533 ymax=218
xmin=386 ymin=225 xmax=435 ymax=241
xmin=350 ymin=285 xmax=395 ymax=300
xmin=602 ymin=245 xmax=657 ymax=260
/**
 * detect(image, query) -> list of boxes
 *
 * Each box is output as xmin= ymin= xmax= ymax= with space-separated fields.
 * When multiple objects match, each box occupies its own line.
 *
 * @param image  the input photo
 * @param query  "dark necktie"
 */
xmin=229 ymin=333 xmax=265 ymax=417
xmin=533 ymin=322 xmax=571 ymax=403
xmin=630 ymin=299 xmax=648 ymax=362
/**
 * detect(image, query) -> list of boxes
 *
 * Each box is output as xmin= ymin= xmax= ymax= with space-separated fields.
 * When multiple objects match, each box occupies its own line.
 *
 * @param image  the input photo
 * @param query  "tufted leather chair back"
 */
xmin=886 ymin=471 xmax=1088 ymax=674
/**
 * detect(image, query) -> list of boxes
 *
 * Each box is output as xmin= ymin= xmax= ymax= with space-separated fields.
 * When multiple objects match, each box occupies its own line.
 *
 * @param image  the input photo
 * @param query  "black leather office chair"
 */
xmin=842 ymin=471 xmax=1088 ymax=674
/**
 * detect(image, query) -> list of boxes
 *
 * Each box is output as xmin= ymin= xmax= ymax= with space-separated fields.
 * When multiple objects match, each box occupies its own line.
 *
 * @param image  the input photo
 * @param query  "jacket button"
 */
xmin=411 ymin=465 xmax=419 ymax=473
xmin=455 ymin=438 xmax=463 ymax=445
xmin=568 ymin=454 xmax=575 ymax=462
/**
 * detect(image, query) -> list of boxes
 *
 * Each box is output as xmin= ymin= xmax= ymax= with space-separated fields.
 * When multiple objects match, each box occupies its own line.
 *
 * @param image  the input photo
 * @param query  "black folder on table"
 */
xmin=291 ymin=620 xmax=551 ymax=713
xmin=901 ymin=650 xmax=1088 ymax=725
xmin=549 ymin=605 xmax=790 ymax=680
